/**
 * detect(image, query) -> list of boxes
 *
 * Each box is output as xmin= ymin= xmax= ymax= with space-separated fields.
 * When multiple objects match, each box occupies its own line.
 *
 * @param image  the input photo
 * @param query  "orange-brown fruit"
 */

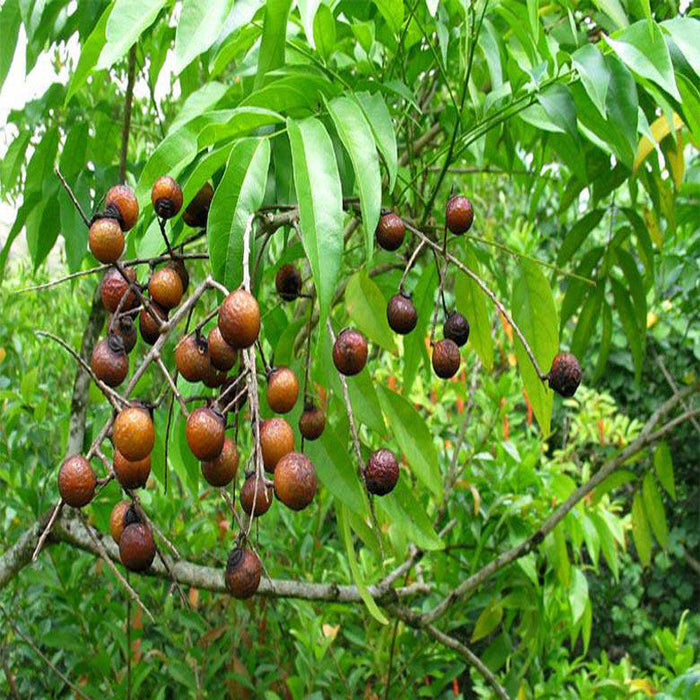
xmin=240 ymin=474 xmax=274 ymax=516
xmin=364 ymin=449 xmax=399 ymax=496
xmin=100 ymin=266 xmax=138 ymax=313
xmin=218 ymin=289 xmax=260 ymax=349
xmin=201 ymin=437 xmax=239 ymax=487
xmin=151 ymin=175 xmax=183 ymax=219
xmin=375 ymin=212 xmax=405 ymax=251
xmin=225 ymin=548 xmax=261 ymax=599
xmin=105 ymin=184 xmax=139 ymax=232
xmin=387 ymin=292 xmax=417 ymax=335
xmin=168 ymin=258 xmax=190 ymax=294
xmin=432 ymin=339 xmax=461 ymax=379
xmin=114 ymin=450 xmax=151 ymax=490
xmin=332 ymin=328 xmax=368 ymax=376
xmin=201 ymin=359 xmax=227 ymax=389
xmin=113 ymin=315 xmax=138 ymax=354
xmin=182 ymin=182 xmax=214 ymax=228
xmin=443 ymin=311 xmax=470 ymax=347
xmin=148 ymin=267 xmax=183 ymax=310
xmin=299 ymin=404 xmax=325 ymax=441
xmin=139 ymin=302 xmax=168 ymax=345
xmin=119 ymin=522 xmax=155 ymax=572
xmin=208 ymin=326 xmax=237 ymax=372
xmin=175 ymin=335 xmax=209 ymax=383
xmin=266 ymin=366 xmax=299 ymax=414
xmin=548 ymin=352 xmax=582 ymax=397
xmin=113 ymin=406 xmax=155 ymax=462
xmin=446 ymin=194 xmax=474 ymax=235
xmin=89 ymin=218 xmax=124 ymax=264
xmin=186 ymin=407 xmax=225 ymax=461
xmin=275 ymin=264 xmax=302 ymax=301
xmin=259 ymin=417 xmax=295 ymax=473
xmin=274 ymin=452 xmax=316 ymax=511
xmin=109 ymin=501 xmax=131 ymax=544
xmin=91 ymin=335 xmax=129 ymax=387
xmin=58 ymin=455 xmax=97 ymax=508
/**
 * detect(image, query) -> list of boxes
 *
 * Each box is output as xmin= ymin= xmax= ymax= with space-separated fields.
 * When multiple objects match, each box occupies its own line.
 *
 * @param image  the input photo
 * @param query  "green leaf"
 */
xmin=538 ymin=84 xmax=578 ymax=142
xmin=631 ymin=490 xmax=652 ymax=566
xmin=511 ymin=260 xmax=558 ymax=437
xmin=0 ymin=192 xmax=41 ymax=279
xmin=327 ymin=96 xmax=381 ymax=260
xmin=403 ymin=264 xmax=437 ymax=393
xmin=653 ymin=442 xmax=675 ymax=501
xmin=614 ymin=248 xmax=647 ymax=334
xmin=178 ymin=143 xmax=234 ymax=223
xmin=591 ymin=468 xmax=637 ymax=504
xmin=287 ymin=116 xmax=344 ymax=331
xmin=242 ymin=72 xmax=337 ymax=115
xmin=547 ymin=524 xmax=570 ymax=586
xmin=59 ymin=173 xmax=91 ymax=272
xmin=1 ymin=130 xmax=30 ymax=194
xmin=20 ymin=367 xmax=38 ymax=404
xmin=610 ymin=277 xmax=644 ymax=383
xmin=377 ymin=386 xmax=442 ymax=498
xmin=581 ymin=514 xmax=600 ymax=568
xmin=59 ymin=123 xmax=89 ymax=180
xmin=168 ymin=83 xmax=228 ymax=135
xmin=592 ymin=0 xmax=628 ymax=29
xmin=557 ymin=209 xmax=605 ymax=267
xmin=471 ymin=599 xmax=503 ymax=642
xmin=354 ymin=91 xmax=398 ymax=191
xmin=374 ymin=0 xmax=403 ymax=34
xmin=28 ymin=195 xmax=60 ymax=269
xmin=174 ymin=0 xmax=231 ymax=74
xmin=569 ymin=567 xmax=589 ymax=623
xmin=642 ymin=473 xmax=669 ymax=549
xmin=590 ymin=511 xmax=619 ymax=580
xmin=298 ymin=0 xmax=323 ymax=47
xmin=661 ymin=18 xmax=700 ymax=80
xmin=208 ymin=138 xmax=270 ymax=290
xmin=571 ymin=44 xmax=610 ymax=118
xmin=0 ymin=0 xmax=20 ymax=91
xmin=255 ymin=0 xmax=292 ymax=89
xmin=571 ymin=284 xmax=603 ymax=360
xmin=592 ymin=300 xmax=612 ymax=383
xmin=345 ymin=271 xmax=396 ymax=354
xmin=313 ymin=4 xmax=336 ymax=60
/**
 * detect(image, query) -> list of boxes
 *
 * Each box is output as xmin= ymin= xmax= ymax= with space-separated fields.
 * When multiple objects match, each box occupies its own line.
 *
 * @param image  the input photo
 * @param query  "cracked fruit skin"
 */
xmin=443 ymin=311 xmax=470 ymax=347
xmin=186 ymin=407 xmax=225 ymax=461
xmin=548 ymin=352 xmax=582 ymax=397
xmin=148 ymin=267 xmax=183 ymax=310
xmin=274 ymin=452 xmax=317 ymax=511
xmin=119 ymin=523 xmax=155 ymax=572
xmin=201 ymin=437 xmax=239 ymax=487
xmin=225 ymin=548 xmax=261 ymax=599
xmin=432 ymin=339 xmax=461 ymax=379
xmin=299 ymin=405 xmax=325 ymax=441
xmin=266 ymin=367 xmax=299 ymax=414
xmin=387 ymin=293 xmax=417 ymax=335
xmin=207 ymin=326 xmax=237 ymax=372
xmin=113 ymin=407 xmax=155 ymax=462
xmin=151 ymin=175 xmax=183 ymax=219
xmin=375 ymin=212 xmax=405 ymax=251
xmin=218 ymin=289 xmax=260 ymax=349
xmin=109 ymin=501 xmax=130 ymax=544
xmin=275 ymin=264 xmax=302 ymax=301
xmin=58 ymin=455 xmax=97 ymax=508
xmin=183 ymin=182 xmax=214 ymax=228
xmin=91 ymin=336 xmax=129 ymax=387
xmin=175 ymin=335 xmax=209 ymax=383
xmin=139 ymin=302 xmax=168 ymax=345
xmin=446 ymin=194 xmax=474 ymax=235
xmin=240 ymin=475 xmax=274 ymax=516
xmin=105 ymin=185 xmax=139 ymax=231
xmin=332 ymin=328 xmax=368 ymax=376
xmin=89 ymin=218 xmax=124 ymax=264
xmin=364 ymin=449 xmax=399 ymax=496
xmin=101 ymin=266 xmax=138 ymax=313
xmin=260 ymin=417 xmax=295 ymax=473
xmin=114 ymin=450 xmax=151 ymax=490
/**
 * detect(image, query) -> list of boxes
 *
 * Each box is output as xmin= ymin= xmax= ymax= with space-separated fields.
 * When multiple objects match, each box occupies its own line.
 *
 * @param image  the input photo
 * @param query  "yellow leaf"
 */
xmin=665 ymin=129 xmax=685 ymax=190
xmin=643 ymin=206 xmax=663 ymax=249
xmin=0 ymin=347 xmax=5 ymax=364
xmin=626 ymin=678 xmax=655 ymax=694
xmin=322 ymin=624 xmax=339 ymax=641
xmin=634 ymin=112 xmax=683 ymax=174
xmin=646 ymin=311 xmax=658 ymax=329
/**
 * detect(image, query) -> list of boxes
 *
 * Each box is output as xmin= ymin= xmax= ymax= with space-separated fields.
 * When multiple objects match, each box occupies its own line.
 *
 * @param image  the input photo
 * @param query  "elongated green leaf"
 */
xmin=354 ymin=91 xmax=398 ymax=190
xmin=471 ymin=599 xmax=503 ymax=642
xmin=403 ymin=265 xmax=437 ymax=393
xmin=591 ymin=468 xmax=636 ymax=504
xmin=0 ymin=0 xmax=20 ymax=91
xmin=615 ymin=248 xmax=646 ymax=334
xmin=592 ymin=0 xmax=628 ymax=28
xmin=345 ymin=271 xmax=396 ymax=354
xmin=0 ymin=192 xmax=41 ymax=279
xmin=208 ymin=138 xmax=270 ymax=290
xmin=375 ymin=0 xmax=403 ymax=34
xmin=60 ymin=173 xmax=91 ymax=272
xmin=654 ymin=442 xmax=675 ymax=501
xmin=632 ymin=490 xmax=652 ymax=566
xmin=255 ymin=0 xmax=292 ymax=88
xmin=168 ymin=82 xmax=228 ymax=135
xmin=298 ymin=0 xmax=323 ymax=47
xmin=546 ymin=525 xmax=570 ymax=586
xmin=572 ymin=44 xmax=610 ymax=118
xmin=661 ymin=18 xmax=700 ymax=79
xmin=610 ymin=277 xmax=644 ymax=383
xmin=1 ymin=131 xmax=30 ymax=194
xmin=196 ymin=107 xmax=284 ymax=148
xmin=642 ymin=473 xmax=669 ymax=549
xmin=590 ymin=511 xmax=619 ymax=579
xmin=569 ymin=567 xmax=589 ymax=623
xmin=287 ymin=116 xmax=343 ymax=330
xmin=28 ymin=195 xmax=60 ymax=269
xmin=174 ymin=0 xmax=231 ymax=73
xmin=557 ymin=209 xmax=605 ymax=266
xmin=592 ymin=299 xmax=612 ymax=383
xmin=538 ymin=84 xmax=578 ymax=142
xmin=313 ymin=4 xmax=336 ymax=60
xmin=581 ymin=514 xmax=600 ymax=568
xmin=571 ymin=285 xmax=603 ymax=360
xmin=242 ymin=73 xmax=337 ymax=114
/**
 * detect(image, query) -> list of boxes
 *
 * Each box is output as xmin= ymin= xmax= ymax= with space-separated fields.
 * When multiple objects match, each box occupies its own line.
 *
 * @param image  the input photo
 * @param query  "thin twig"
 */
xmin=155 ymin=356 xmax=188 ymax=415
xmin=55 ymin=167 xmax=90 ymax=227
xmin=119 ymin=45 xmax=137 ymax=183
xmin=31 ymin=501 xmax=63 ymax=561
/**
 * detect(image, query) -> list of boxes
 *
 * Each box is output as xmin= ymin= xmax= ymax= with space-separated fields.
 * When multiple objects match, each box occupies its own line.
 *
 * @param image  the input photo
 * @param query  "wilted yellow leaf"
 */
xmin=643 ymin=206 xmax=663 ymax=249
xmin=634 ymin=112 xmax=683 ymax=174
xmin=322 ymin=624 xmax=339 ymax=641
xmin=626 ymin=678 xmax=655 ymax=695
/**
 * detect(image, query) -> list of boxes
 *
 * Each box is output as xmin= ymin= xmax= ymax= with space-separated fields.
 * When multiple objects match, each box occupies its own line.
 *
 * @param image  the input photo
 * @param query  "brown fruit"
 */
xmin=240 ymin=474 xmax=274 ymax=516
xmin=201 ymin=359 xmax=227 ymax=389
xmin=175 ymin=335 xmax=209 ymax=383
xmin=91 ymin=335 xmax=129 ymax=387
xmin=119 ymin=523 xmax=155 ymax=572
xmin=201 ymin=437 xmax=239 ymax=487
xmin=225 ymin=548 xmax=261 ymax=599
xmin=100 ymin=266 xmax=138 ymax=313
xmin=139 ymin=302 xmax=168 ymax=345
xmin=260 ymin=417 xmax=295 ymax=473
xmin=89 ymin=218 xmax=124 ymax=264
xmin=266 ymin=366 xmax=299 ymax=414
xmin=112 ymin=316 xmax=138 ymax=354
xmin=364 ymin=449 xmax=399 ymax=496
xmin=105 ymin=184 xmax=139 ymax=232
xmin=274 ymin=452 xmax=317 ymax=511
xmin=443 ymin=311 xmax=470 ymax=347
xmin=148 ymin=267 xmax=183 ymax=310
xmin=299 ymin=404 xmax=325 ymax=441
xmin=113 ymin=407 xmax=155 ymax=462
xmin=168 ymin=258 xmax=190 ymax=294
xmin=114 ymin=450 xmax=151 ymax=490
xmin=275 ymin=264 xmax=302 ymax=301
xmin=548 ymin=352 xmax=582 ymax=398
xmin=387 ymin=292 xmax=417 ymax=335
xmin=376 ymin=212 xmax=405 ymax=251
xmin=208 ymin=326 xmax=237 ymax=372
xmin=151 ymin=175 xmax=183 ymax=219
xmin=332 ymin=328 xmax=368 ymax=376
xmin=186 ymin=407 xmax=225 ymax=461
xmin=432 ymin=339 xmax=461 ymax=379
xmin=109 ymin=501 xmax=131 ymax=544
xmin=182 ymin=182 xmax=214 ymax=228
xmin=446 ymin=194 xmax=474 ymax=235
xmin=58 ymin=455 xmax=97 ymax=507
xmin=218 ymin=289 xmax=260 ymax=349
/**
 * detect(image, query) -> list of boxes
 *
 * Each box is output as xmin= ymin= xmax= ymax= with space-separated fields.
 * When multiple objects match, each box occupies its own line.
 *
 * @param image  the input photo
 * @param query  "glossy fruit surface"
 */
xmin=168 ymin=258 xmax=190 ymax=294
xmin=225 ymin=548 xmax=261 ymax=599
xmin=260 ymin=418 xmax=294 ymax=472
xmin=58 ymin=455 xmax=96 ymax=507
xmin=332 ymin=328 xmax=368 ymax=376
xmin=201 ymin=437 xmax=239 ymax=487
xmin=266 ymin=367 xmax=299 ymax=414
xmin=443 ymin=311 xmax=470 ymax=347
xmin=218 ymin=289 xmax=260 ymax=349
xmin=175 ymin=335 xmax=209 ymax=383
xmin=151 ymin=175 xmax=183 ymax=218
xmin=387 ymin=293 xmax=417 ymax=335
xmin=101 ymin=266 xmax=138 ymax=313
xmin=364 ymin=449 xmax=399 ymax=496
xmin=299 ymin=405 xmax=325 ymax=441
xmin=240 ymin=475 xmax=273 ymax=516
xmin=375 ymin=212 xmax=405 ymax=251
xmin=89 ymin=218 xmax=124 ymax=263
xmin=105 ymin=185 xmax=139 ymax=231
xmin=119 ymin=523 xmax=155 ymax=572
xmin=148 ymin=267 xmax=183 ymax=310
xmin=446 ymin=194 xmax=474 ymax=235
xmin=113 ymin=407 xmax=155 ymax=461
xmin=109 ymin=501 xmax=130 ymax=544
xmin=208 ymin=326 xmax=237 ymax=372
xmin=114 ymin=450 xmax=151 ymax=490
xmin=274 ymin=452 xmax=317 ymax=511
xmin=139 ymin=303 xmax=167 ymax=345
xmin=432 ymin=339 xmax=461 ymax=379
xmin=548 ymin=352 xmax=582 ymax=397
xmin=113 ymin=316 xmax=137 ymax=354
xmin=186 ymin=407 xmax=225 ymax=461
xmin=182 ymin=182 xmax=214 ymax=228
xmin=91 ymin=336 xmax=129 ymax=387
xmin=275 ymin=264 xmax=302 ymax=301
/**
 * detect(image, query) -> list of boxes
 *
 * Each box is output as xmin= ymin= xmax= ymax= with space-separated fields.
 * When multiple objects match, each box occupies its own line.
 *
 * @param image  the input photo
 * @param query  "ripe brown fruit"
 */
xmin=387 ymin=292 xmax=417 ymax=335
xmin=208 ymin=326 xmax=237 ymax=372
xmin=139 ymin=302 xmax=168 ymax=345
xmin=240 ymin=474 xmax=274 ymax=516
xmin=548 ymin=352 xmax=582 ymax=398
xmin=201 ymin=437 xmax=239 ymax=487
xmin=375 ymin=212 xmax=405 ymax=251
xmin=299 ymin=404 xmax=325 ymax=441
xmin=105 ymin=184 xmax=139 ymax=232
xmin=113 ymin=316 xmax=137 ymax=354
xmin=218 ymin=289 xmax=260 ymax=349
xmin=446 ymin=194 xmax=474 ymax=235
xmin=114 ymin=450 xmax=151 ymax=490
xmin=100 ymin=266 xmax=138 ymax=313
xmin=148 ymin=267 xmax=183 ymax=310
xmin=109 ymin=501 xmax=131 ymax=544
xmin=274 ymin=452 xmax=317 ymax=511
xmin=168 ymin=258 xmax=190 ymax=294
xmin=175 ymin=335 xmax=209 ymax=383
xmin=260 ymin=417 xmax=295 ymax=473
xmin=332 ymin=328 xmax=368 ymax=376
xmin=266 ymin=366 xmax=299 ymax=414
xmin=119 ymin=523 xmax=155 ymax=572
xmin=443 ymin=311 xmax=470 ymax=347
xmin=91 ymin=335 xmax=129 ymax=387
xmin=364 ymin=449 xmax=399 ymax=496
xmin=186 ymin=407 xmax=225 ymax=461
xmin=183 ymin=182 xmax=214 ymax=228
xmin=432 ymin=339 xmax=461 ymax=379
xmin=275 ymin=264 xmax=302 ymax=301
xmin=113 ymin=406 xmax=155 ymax=462
xmin=201 ymin=359 xmax=227 ymax=389
xmin=225 ymin=548 xmax=261 ymax=599
xmin=151 ymin=175 xmax=183 ymax=219
xmin=89 ymin=218 xmax=124 ymax=264
xmin=58 ymin=455 xmax=97 ymax=507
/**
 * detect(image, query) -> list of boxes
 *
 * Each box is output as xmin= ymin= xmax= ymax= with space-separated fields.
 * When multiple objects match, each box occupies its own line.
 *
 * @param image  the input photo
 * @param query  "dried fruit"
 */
xmin=91 ymin=335 xmax=129 ymax=387
xmin=274 ymin=452 xmax=317 ymax=511
xmin=139 ymin=302 xmax=168 ymax=345
xmin=547 ymin=352 xmax=582 ymax=398
xmin=109 ymin=501 xmax=131 ymax=544
xmin=240 ymin=474 xmax=273 ymax=516
xmin=113 ymin=316 xmax=137 ymax=354
xmin=260 ymin=417 xmax=295 ymax=473
xmin=182 ymin=182 xmax=214 ymax=228
xmin=432 ymin=339 xmax=460 ymax=379
xmin=151 ymin=175 xmax=183 ymax=219
xmin=207 ymin=326 xmax=237 ymax=372
xmin=364 ymin=449 xmax=399 ymax=496
xmin=105 ymin=184 xmax=139 ymax=231
xmin=89 ymin=218 xmax=124 ymax=264
xmin=113 ymin=406 xmax=155 ymax=462
xmin=387 ymin=292 xmax=417 ymax=335
xmin=275 ymin=264 xmax=302 ymax=301
xmin=218 ymin=289 xmax=260 ymax=349
xmin=100 ymin=266 xmax=138 ymax=313
xmin=58 ymin=455 xmax=96 ymax=507
xmin=266 ymin=366 xmax=299 ymax=414
xmin=298 ymin=404 xmax=325 ymax=441
xmin=119 ymin=522 xmax=155 ymax=572
xmin=201 ymin=437 xmax=239 ymax=487
xmin=185 ymin=407 xmax=225 ymax=461
xmin=225 ymin=548 xmax=261 ymax=599
xmin=446 ymin=194 xmax=474 ymax=235
xmin=148 ymin=267 xmax=183 ymax=310
xmin=376 ymin=212 xmax=405 ymax=251
xmin=443 ymin=311 xmax=470 ymax=347
xmin=175 ymin=335 xmax=209 ymax=383
xmin=332 ymin=328 xmax=368 ymax=376
xmin=113 ymin=450 xmax=151 ymax=490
